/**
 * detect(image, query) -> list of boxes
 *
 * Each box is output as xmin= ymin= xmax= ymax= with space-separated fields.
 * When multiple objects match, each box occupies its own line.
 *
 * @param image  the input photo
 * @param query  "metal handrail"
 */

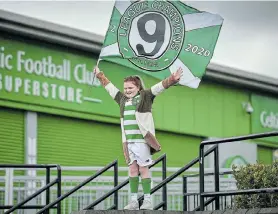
xmin=194 ymin=197 xmax=215 ymax=211
xmin=193 ymin=186 xmax=278 ymax=211
xmin=202 ymin=186 xmax=278 ymax=197
xmin=147 ymin=145 xmax=218 ymax=195
xmin=36 ymin=160 xmax=118 ymax=214
xmin=200 ymin=131 xmax=278 ymax=147
xmin=84 ymin=153 xmax=167 ymax=210
xmin=183 ymin=170 xmax=233 ymax=211
xmin=0 ymin=164 xmax=61 ymax=214
xmin=184 ymin=171 xmax=233 ymax=178
xmin=0 ymin=164 xmax=59 ymax=168
xmin=137 ymin=145 xmax=218 ymax=211
xmin=199 ymin=131 xmax=278 ymax=211
xmin=5 ymin=179 xmax=57 ymax=214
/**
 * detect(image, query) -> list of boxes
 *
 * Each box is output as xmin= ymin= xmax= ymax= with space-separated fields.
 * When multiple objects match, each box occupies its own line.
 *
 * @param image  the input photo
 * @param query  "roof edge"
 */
xmin=0 ymin=9 xmax=277 ymax=95
xmin=0 ymin=9 xmax=103 ymax=53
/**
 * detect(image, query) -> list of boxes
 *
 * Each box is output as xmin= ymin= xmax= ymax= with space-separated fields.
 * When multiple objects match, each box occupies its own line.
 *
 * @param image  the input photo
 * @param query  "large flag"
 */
xmin=99 ymin=0 xmax=223 ymax=88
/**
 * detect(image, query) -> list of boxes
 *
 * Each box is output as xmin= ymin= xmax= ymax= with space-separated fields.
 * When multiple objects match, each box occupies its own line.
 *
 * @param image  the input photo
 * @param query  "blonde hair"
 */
xmin=124 ymin=75 xmax=145 ymax=91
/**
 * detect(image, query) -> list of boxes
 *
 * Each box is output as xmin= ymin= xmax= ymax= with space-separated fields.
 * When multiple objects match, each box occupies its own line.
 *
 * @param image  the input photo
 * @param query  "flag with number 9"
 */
xmin=99 ymin=0 xmax=223 ymax=88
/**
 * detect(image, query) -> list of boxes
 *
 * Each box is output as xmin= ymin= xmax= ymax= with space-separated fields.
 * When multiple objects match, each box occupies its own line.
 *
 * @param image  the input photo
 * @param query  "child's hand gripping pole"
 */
xmin=92 ymin=59 xmax=101 ymax=86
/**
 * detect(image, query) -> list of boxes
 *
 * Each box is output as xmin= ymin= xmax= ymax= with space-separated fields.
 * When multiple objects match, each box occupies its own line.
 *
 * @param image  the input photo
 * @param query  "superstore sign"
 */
xmin=0 ymin=46 xmax=101 ymax=103
xmin=0 ymin=38 xmax=113 ymax=115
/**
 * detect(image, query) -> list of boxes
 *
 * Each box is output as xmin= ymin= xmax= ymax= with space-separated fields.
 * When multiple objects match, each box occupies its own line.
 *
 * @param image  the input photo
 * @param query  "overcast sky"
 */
xmin=1 ymin=1 xmax=278 ymax=79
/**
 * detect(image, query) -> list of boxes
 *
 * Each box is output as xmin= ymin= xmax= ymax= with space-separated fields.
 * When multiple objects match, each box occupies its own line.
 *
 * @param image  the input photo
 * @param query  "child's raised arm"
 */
xmin=151 ymin=67 xmax=183 ymax=96
xmin=94 ymin=66 xmax=110 ymax=86
xmin=94 ymin=66 xmax=124 ymax=105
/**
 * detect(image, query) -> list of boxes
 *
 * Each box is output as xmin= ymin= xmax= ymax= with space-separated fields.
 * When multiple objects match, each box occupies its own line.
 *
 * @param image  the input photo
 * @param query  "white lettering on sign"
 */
xmin=0 ymin=47 xmax=13 ymax=70
xmin=0 ymin=45 xmax=102 ymax=105
xmin=24 ymin=78 xmax=31 ymax=95
xmin=15 ymin=77 xmax=22 ymax=93
xmin=73 ymin=64 xmax=100 ymax=86
xmin=17 ymin=51 xmax=71 ymax=81
xmin=260 ymin=111 xmax=278 ymax=129
xmin=0 ymin=74 xmax=84 ymax=103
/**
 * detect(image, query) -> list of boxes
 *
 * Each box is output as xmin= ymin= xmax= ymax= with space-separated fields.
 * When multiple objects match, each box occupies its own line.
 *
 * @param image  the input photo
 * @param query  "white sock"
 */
xmin=144 ymin=194 xmax=151 ymax=202
xmin=131 ymin=193 xmax=138 ymax=201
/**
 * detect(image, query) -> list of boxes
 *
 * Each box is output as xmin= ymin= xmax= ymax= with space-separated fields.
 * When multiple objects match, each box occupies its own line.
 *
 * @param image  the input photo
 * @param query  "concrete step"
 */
xmin=71 ymin=208 xmax=278 ymax=214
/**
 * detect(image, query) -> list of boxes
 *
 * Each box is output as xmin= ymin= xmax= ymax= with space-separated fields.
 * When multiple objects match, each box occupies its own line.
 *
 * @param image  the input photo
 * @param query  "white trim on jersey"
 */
xmin=125 ymin=130 xmax=142 ymax=135
xmin=127 ymin=139 xmax=145 ymax=143
xmin=123 ymin=120 xmax=137 ymax=126
xmin=124 ymin=110 xmax=136 ymax=115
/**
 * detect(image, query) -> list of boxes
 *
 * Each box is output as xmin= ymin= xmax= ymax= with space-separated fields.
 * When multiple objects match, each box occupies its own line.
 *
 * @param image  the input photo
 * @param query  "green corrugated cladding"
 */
xmin=37 ymin=113 xmax=124 ymax=166
xmin=0 ymin=107 xmax=24 ymax=164
xmin=154 ymin=132 xmax=202 ymax=168
xmin=258 ymin=146 xmax=273 ymax=164
xmin=100 ymin=62 xmax=250 ymax=139
xmin=0 ymin=41 xmax=250 ymax=140
xmin=37 ymin=113 xmax=202 ymax=167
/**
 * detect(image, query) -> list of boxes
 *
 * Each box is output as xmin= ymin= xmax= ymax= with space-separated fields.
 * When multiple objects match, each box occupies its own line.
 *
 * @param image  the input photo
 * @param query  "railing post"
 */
xmin=4 ymin=168 xmax=13 ymax=213
xmin=46 ymin=168 xmax=50 ymax=214
xmin=162 ymin=154 xmax=167 ymax=210
xmin=183 ymin=176 xmax=187 ymax=211
xmin=114 ymin=161 xmax=118 ymax=210
xmin=214 ymin=145 xmax=220 ymax=210
xmin=199 ymin=144 xmax=205 ymax=211
xmin=57 ymin=166 xmax=62 ymax=214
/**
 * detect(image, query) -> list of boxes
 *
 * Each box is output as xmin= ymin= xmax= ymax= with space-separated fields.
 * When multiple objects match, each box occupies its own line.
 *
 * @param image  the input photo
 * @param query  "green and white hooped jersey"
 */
xmin=123 ymin=95 xmax=144 ymax=143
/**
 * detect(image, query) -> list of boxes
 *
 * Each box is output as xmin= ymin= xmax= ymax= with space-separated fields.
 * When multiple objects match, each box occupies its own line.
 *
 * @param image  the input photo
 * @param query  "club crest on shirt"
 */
xmin=132 ymin=95 xmax=141 ymax=106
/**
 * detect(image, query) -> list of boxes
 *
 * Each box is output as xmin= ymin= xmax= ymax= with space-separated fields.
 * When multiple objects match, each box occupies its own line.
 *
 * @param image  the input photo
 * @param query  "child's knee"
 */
xmin=139 ymin=166 xmax=150 ymax=178
xmin=129 ymin=163 xmax=139 ymax=176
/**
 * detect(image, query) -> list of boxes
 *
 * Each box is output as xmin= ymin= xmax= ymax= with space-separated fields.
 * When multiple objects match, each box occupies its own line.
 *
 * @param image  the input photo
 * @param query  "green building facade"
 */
xmin=0 ymin=10 xmax=277 ymax=167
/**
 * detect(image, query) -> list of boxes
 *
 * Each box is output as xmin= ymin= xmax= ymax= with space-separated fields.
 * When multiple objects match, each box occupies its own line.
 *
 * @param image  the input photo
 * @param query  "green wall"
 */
xmin=99 ymin=62 xmax=250 ymax=139
xmin=0 ymin=107 xmax=24 ymax=164
xmin=258 ymin=146 xmax=273 ymax=164
xmin=0 ymin=33 xmax=258 ymax=168
xmin=251 ymin=94 xmax=278 ymax=145
xmin=37 ymin=113 xmax=124 ymax=166
xmin=37 ymin=112 xmax=202 ymax=168
xmin=0 ymin=34 xmax=251 ymax=140
xmin=154 ymin=132 xmax=201 ymax=167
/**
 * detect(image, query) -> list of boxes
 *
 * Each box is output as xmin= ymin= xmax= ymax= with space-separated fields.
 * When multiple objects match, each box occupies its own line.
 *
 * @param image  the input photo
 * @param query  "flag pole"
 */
xmin=96 ymin=58 xmax=100 ymax=66
xmin=92 ymin=58 xmax=101 ymax=87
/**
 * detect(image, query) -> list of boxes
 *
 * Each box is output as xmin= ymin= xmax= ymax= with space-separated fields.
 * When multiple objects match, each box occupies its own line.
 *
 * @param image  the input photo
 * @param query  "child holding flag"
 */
xmin=94 ymin=66 xmax=182 ymax=210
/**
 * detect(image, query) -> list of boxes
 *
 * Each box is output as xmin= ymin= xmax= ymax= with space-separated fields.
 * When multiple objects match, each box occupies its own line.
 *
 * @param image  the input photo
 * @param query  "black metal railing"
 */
xmin=183 ymin=171 xmax=233 ymax=211
xmin=85 ymin=146 xmax=218 ymax=211
xmin=199 ymin=131 xmax=278 ymax=211
xmin=83 ymin=154 xmax=167 ymax=210
xmin=0 ymin=164 xmax=61 ymax=214
xmin=85 ymin=147 xmax=217 ymax=211
xmin=36 ymin=160 xmax=118 ymax=214
xmin=142 ymin=145 xmax=218 ymax=211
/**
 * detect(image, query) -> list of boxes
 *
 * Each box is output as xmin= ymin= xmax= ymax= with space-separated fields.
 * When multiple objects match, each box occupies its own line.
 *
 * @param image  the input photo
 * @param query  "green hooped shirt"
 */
xmin=123 ymin=94 xmax=145 ymax=143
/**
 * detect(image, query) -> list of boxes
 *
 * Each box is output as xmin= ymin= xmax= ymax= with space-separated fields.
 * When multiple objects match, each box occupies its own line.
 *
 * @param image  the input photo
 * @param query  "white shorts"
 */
xmin=128 ymin=142 xmax=153 ymax=167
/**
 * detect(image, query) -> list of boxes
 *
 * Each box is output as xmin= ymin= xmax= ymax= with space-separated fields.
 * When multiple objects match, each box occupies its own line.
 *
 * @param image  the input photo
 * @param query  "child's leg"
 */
xmin=129 ymin=161 xmax=139 ymax=201
xmin=139 ymin=166 xmax=151 ymax=202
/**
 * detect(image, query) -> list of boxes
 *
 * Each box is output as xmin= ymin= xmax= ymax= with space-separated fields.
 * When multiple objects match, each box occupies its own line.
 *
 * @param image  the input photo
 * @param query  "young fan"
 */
xmin=94 ymin=66 xmax=182 ymax=210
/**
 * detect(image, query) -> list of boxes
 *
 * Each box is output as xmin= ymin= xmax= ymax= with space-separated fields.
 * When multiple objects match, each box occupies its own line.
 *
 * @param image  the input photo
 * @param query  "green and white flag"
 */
xmin=99 ymin=0 xmax=223 ymax=88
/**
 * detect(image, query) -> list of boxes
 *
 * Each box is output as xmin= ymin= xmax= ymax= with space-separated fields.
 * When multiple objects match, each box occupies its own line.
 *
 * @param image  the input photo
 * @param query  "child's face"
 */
xmin=124 ymin=81 xmax=139 ymax=98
